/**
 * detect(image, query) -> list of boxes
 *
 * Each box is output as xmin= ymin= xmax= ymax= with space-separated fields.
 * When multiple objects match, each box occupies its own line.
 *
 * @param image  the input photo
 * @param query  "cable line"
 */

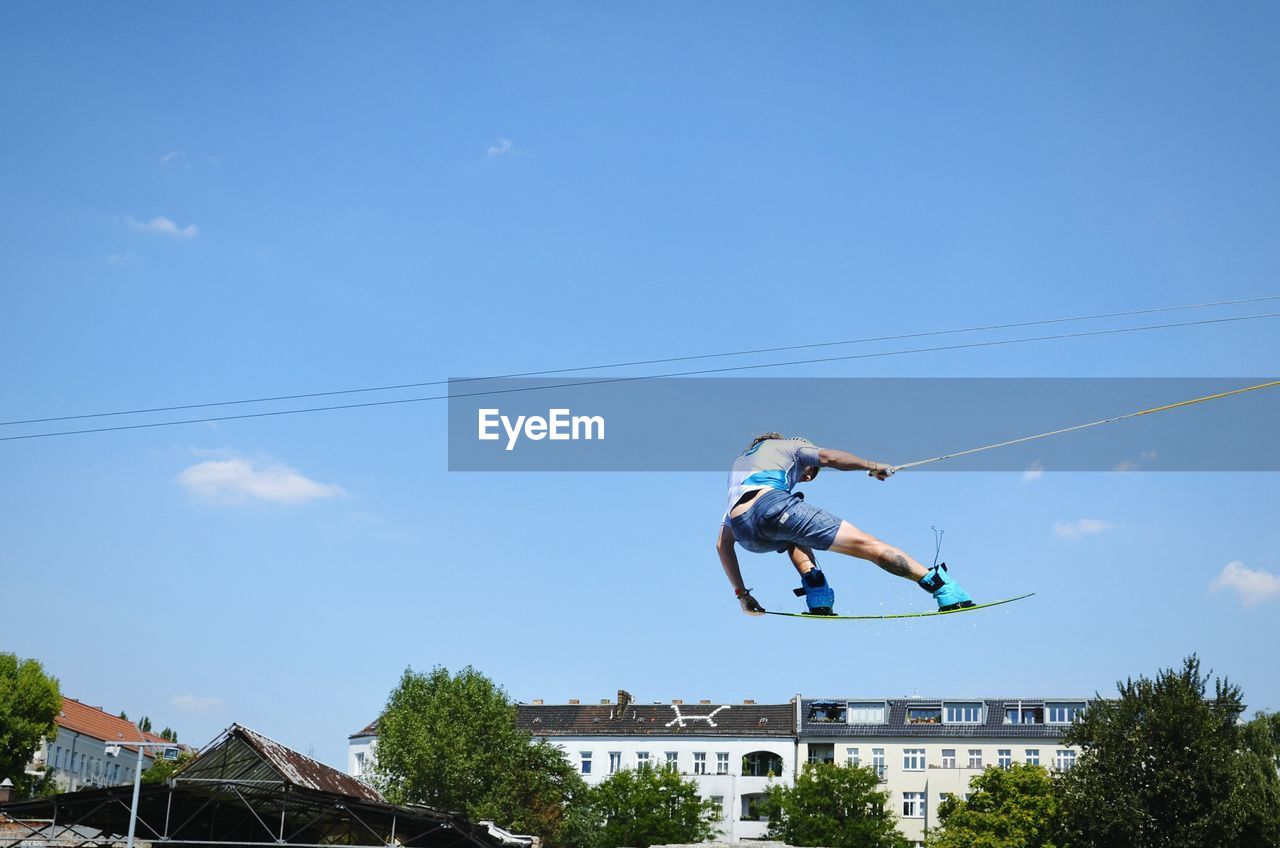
xmin=888 ymin=379 xmax=1280 ymax=473
xmin=3 ymin=309 xmax=1277 ymax=443
xmin=3 ymin=293 xmax=1277 ymax=427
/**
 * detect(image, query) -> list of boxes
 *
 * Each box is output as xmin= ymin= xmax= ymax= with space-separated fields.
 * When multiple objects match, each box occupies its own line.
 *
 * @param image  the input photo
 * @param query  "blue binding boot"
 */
xmin=918 ymin=563 xmax=974 ymax=611
xmin=794 ymin=568 xmax=836 ymax=615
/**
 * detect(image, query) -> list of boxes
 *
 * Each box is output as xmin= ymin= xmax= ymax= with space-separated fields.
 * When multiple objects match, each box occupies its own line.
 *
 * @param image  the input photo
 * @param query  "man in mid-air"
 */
xmin=716 ymin=433 xmax=974 ymax=616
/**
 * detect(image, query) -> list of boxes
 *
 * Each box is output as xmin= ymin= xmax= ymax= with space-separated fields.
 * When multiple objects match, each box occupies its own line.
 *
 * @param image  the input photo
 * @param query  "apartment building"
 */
xmin=348 ymin=691 xmax=1087 ymax=845
xmin=799 ymin=697 xmax=1086 ymax=845
xmin=29 ymin=697 xmax=171 ymax=791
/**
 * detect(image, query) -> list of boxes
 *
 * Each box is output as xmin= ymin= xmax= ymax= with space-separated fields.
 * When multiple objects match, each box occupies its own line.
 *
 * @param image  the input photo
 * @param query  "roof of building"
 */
xmin=2 ymin=722 xmax=524 ymax=848
xmin=515 ymin=701 xmax=796 ymax=737
xmin=55 ymin=697 xmax=171 ymax=753
xmin=182 ymin=724 xmax=383 ymax=802
xmin=800 ymin=698 xmax=1090 ymax=739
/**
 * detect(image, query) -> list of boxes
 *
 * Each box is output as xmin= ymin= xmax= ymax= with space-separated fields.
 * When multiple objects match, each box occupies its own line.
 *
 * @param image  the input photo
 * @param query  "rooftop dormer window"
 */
xmin=1047 ymin=702 xmax=1086 ymax=724
xmin=1004 ymin=705 xmax=1045 ymax=724
xmin=906 ymin=706 xmax=942 ymax=725
xmin=807 ymin=702 xmax=847 ymax=723
xmin=944 ymin=702 xmax=983 ymax=724
xmin=845 ymin=702 xmax=887 ymax=723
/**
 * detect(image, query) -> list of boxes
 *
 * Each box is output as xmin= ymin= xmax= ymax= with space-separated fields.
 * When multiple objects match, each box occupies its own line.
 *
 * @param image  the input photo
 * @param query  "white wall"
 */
xmin=800 ymin=736 xmax=1082 ymax=844
xmin=542 ymin=735 xmax=795 ymax=842
xmin=39 ymin=728 xmax=154 ymax=792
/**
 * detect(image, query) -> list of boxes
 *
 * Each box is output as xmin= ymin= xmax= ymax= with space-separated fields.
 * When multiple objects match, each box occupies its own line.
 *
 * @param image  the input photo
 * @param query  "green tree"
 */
xmin=582 ymin=765 xmax=718 ymax=848
xmin=159 ymin=727 xmax=178 ymax=742
xmin=142 ymin=750 xmax=195 ymax=784
xmin=763 ymin=762 xmax=908 ymax=848
xmin=927 ymin=763 xmax=1059 ymax=848
xmin=373 ymin=666 xmax=586 ymax=848
xmin=137 ymin=715 xmax=152 ymax=733
xmin=1057 ymin=655 xmax=1280 ymax=848
xmin=0 ymin=653 xmax=61 ymax=796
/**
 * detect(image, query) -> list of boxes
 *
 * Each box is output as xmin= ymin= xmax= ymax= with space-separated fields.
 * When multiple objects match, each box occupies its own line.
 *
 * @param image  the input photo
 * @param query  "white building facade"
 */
xmin=348 ymin=691 xmax=1087 ymax=845
xmin=800 ymin=697 xmax=1086 ymax=845
xmin=30 ymin=698 xmax=167 ymax=792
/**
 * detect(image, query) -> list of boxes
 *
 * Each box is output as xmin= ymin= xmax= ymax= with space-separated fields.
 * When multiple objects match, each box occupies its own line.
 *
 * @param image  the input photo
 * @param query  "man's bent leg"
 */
xmin=788 ymin=545 xmax=817 ymax=576
xmin=827 ymin=521 xmax=928 ymax=582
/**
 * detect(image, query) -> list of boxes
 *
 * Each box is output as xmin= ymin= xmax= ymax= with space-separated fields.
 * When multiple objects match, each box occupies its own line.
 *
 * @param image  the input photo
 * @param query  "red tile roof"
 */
xmin=56 ymin=697 xmax=170 ymax=754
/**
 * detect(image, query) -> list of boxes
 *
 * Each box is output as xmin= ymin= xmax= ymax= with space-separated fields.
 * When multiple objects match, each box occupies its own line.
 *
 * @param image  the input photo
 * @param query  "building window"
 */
xmin=941 ymin=749 xmax=956 ymax=769
xmin=354 ymin=752 xmax=365 ymax=776
xmin=872 ymin=748 xmax=886 ymax=780
xmin=807 ymin=743 xmax=835 ymax=764
xmin=636 ymin=751 xmax=650 ymax=769
xmin=906 ymin=706 xmax=942 ymax=725
xmin=716 ymin=752 xmax=729 ymax=774
xmin=1047 ymin=702 xmax=1086 ymax=724
xmin=665 ymin=751 xmax=678 ymax=770
xmin=1025 ymin=749 xmax=1040 ymax=766
xmin=846 ymin=747 xmax=860 ymax=766
xmin=902 ymin=792 xmax=925 ymax=818
xmin=693 ymin=752 xmax=708 ymax=775
xmin=709 ymin=796 xmax=724 ymax=821
xmin=903 ymin=748 xmax=925 ymax=771
xmin=1004 ymin=705 xmax=1044 ymax=724
xmin=743 ymin=751 xmax=783 ymax=777
xmin=998 ymin=749 xmax=1012 ymax=769
xmin=580 ymin=752 xmax=592 ymax=775
xmin=1055 ymin=749 xmax=1077 ymax=770
xmin=609 ymin=752 xmax=622 ymax=774
xmin=807 ymin=701 xmax=847 ymax=723
xmin=945 ymin=702 xmax=983 ymax=723
xmin=967 ymin=749 xmax=983 ymax=769
xmin=846 ymin=702 xmax=887 ymax=723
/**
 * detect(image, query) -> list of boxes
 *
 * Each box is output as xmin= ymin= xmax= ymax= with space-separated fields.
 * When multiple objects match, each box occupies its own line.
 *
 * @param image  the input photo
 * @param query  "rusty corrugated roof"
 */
xmin=230 ymin=725 xmax=383 ymax=802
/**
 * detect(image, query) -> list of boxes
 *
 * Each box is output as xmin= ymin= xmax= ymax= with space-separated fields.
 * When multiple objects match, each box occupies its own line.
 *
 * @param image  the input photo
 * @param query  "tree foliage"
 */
xmin=1057 ymin=655 xmax=1280 ymax=848
xmin=574 ymin=765 xmax=718 ymax=848
xmin=928 ymin=763 xmax=1059 ymax=848
xmin=142 ymin=750 xmax=196 ymax=784
xmin=373 ymin=666 xmax=586 ymax=848
xmin=0 ymin=653 xmax=61 ymax=794
xmin=763 ymin=762 xmax=908 ymax=848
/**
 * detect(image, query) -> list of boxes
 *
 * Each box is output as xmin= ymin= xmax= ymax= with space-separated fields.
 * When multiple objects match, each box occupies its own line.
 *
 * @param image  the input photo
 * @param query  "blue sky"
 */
xmin=3 ymin=2 xmax=1279 ymax=767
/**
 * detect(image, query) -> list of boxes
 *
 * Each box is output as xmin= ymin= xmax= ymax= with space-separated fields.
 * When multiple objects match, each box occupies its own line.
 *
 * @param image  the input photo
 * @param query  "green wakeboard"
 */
xmin=762 ymin=592 xmax=1035 ymax=621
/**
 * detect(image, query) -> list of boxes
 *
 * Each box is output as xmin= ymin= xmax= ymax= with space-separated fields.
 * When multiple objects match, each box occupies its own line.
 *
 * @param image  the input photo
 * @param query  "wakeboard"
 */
xmin=762 ymin=592 xmax=1035 ymax=621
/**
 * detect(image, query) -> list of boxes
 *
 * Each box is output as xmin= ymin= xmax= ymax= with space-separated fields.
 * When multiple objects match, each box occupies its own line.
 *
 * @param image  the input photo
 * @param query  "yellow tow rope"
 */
xmin=888 ymin=379 xmax=1280 ymax=473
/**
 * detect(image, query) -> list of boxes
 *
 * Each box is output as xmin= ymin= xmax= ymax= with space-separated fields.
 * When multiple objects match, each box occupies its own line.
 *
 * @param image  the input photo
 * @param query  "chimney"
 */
xmin=0 ymin=778 xmax=13 ymax=804
xmin=743 ymin=699 xmax=756 ymax=705
xmin=568 ymin=699 xmax=580 ymax=705
xmin=600 ymin=698 xmax=611 ymax=705
xmin=617 ymin=690 xmax=633 ymax=709
xmin=532 ymin=699 xmax=544 ymax=706
xmin=672 ymin=699 xmax=683 ymax=705
xmin=699 ymin=700 xmax=711 ymax=705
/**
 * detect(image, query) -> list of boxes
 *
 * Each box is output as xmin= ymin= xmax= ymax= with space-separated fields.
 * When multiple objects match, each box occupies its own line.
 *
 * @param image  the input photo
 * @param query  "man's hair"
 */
xmin=746 ymin=432 xmax=786 ymax=452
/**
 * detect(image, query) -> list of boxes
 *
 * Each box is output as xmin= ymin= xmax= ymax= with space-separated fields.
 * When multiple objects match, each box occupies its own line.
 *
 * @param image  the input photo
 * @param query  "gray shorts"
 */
xmin=729 ymin=489 xmax=843 ymax=554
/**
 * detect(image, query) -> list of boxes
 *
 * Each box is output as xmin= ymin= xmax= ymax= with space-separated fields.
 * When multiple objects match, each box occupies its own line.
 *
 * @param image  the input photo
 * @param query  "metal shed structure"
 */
xmin=0 ymin=725 xmax=530 ymax=848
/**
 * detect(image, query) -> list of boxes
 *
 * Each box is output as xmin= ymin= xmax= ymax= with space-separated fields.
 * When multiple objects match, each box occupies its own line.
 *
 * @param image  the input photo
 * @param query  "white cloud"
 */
xmin=487 ymin=138 xmax=515 ymax=157
xmin=1113 ymin=460 xmax=1139 ymax=472
xmin=1210 ymin=561 xmax=1280 ymax=607
xmin=177 ymin=457 xmax=345 ymax=504
xmin=128 ymin=215 xmax=198 ymax=239
xmin=106 ymin=250 xmax=135 ymax=264
xmin=1022 ymin=460 xmax=1045 ymax=482
xmin=1053 ymin=518 xmax=1115 ymax=539
xmin=170 ymin=694 xmax=222 ymax=713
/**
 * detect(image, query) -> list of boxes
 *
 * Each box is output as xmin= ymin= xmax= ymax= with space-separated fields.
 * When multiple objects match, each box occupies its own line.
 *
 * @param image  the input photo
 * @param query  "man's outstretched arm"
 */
xmin=716 ymin=524 xmax=765 ymax=615
xmin=817 ymin=448 xmax=894 ymax=480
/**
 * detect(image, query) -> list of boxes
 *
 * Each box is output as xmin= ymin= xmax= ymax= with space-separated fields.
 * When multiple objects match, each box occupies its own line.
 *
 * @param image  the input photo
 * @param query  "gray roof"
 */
xmin=515 ymin=702 xmax=796 ymax=737
xmin=800 ymin=698 xmax=1091 ymax=739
